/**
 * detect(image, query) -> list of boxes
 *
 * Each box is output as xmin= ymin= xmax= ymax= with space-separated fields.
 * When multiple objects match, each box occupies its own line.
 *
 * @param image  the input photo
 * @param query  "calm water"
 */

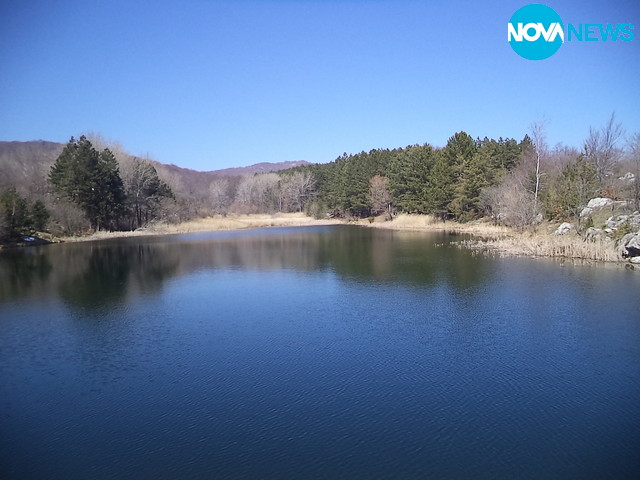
xmin=1 ymin=225 xmax=639 ymax=479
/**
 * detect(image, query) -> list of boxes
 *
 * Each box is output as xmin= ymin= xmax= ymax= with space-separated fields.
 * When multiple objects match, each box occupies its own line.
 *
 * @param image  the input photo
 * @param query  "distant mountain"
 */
xmin=0 ymin=140 xmax=64 ymax=190
xmin=153 ymin=160 xmax=311 ymax=180
xmin=205 ymin=161 xmax=311 ymax=177
xmin=0 ymin=140 xmax=312 ymax=194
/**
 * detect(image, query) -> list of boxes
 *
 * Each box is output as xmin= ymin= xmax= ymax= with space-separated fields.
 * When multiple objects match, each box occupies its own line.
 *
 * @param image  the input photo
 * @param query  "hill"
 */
xmin=0 ymin=140 xmax=311 ymax=194
xmin=0 ymin=140 xmax=64 ymax=192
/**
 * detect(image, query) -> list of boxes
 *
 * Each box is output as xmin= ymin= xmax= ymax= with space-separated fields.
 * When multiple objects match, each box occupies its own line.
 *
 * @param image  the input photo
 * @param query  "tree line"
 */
xmin=1 ymin=136 xmax=174 ymax=240
xmin=2 ymin=116 xmax=639 ymax=241
xmin=285 ymin=114 xmax=638 ymax=229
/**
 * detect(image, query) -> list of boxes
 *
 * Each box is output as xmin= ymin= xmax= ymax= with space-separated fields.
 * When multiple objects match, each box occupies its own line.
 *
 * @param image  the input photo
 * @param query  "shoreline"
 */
xmin=358 ymin=214 xmax=629 ymax=265
xmin=55 ymin=213 xmax=342 ymax=244
xmin=3 ymin=213 xmax=634 ymax=266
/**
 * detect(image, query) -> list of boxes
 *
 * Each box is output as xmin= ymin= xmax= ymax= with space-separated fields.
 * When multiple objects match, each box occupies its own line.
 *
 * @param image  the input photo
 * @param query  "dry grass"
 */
xmin=365 ymin=213 xmax=511 ymax=236
xmin=54 ymin=212 xmax=628 ymax=263
xmin=458 ymin=233 xmax=621 ymax=263
xmin=366 ymin=214 xmax=624 ymax=263
xmin=59 ymin=213 xmax=340 ymax=243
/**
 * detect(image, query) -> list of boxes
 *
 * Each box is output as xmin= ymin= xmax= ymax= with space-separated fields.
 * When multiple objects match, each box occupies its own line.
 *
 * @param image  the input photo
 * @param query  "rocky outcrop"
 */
xmin=580 ymin=210 xmax=640 ymax=262
xmin=580 ymin=197 xmax=614 ymax=217
xmin=553 ymin=222 xmax=574 ymax=235
xmin=605 ymin=212 xmax=640 ymax=231
xmin=620 ymin=230 xmax=640 ymax=260
xmin=619 ymin=172 xmax=636 ymax=183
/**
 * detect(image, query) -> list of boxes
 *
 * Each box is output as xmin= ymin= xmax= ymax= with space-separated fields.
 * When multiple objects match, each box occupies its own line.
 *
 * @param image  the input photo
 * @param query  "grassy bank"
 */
xmin=3 ymin=213 xmax=629 ymax=264
xmin=362 ymin=214 xmax=624 ymax=263
xmin=57 ymin=213 xmax=341 ymax=243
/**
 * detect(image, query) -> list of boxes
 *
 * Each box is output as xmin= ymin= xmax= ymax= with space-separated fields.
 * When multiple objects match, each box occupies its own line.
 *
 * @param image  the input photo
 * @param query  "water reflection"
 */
xmin=0 ymin=225 xmax=492 ymax=311
xmin=2 ymin=225 xmax=639 ymax=479
xmin=0 ymin=249 xmax=52 ymax=301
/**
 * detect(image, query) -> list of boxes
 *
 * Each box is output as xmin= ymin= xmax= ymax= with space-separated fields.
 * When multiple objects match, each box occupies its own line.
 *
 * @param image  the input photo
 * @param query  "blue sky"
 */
xmin=1 ymin=0 xmax=638 ymax=171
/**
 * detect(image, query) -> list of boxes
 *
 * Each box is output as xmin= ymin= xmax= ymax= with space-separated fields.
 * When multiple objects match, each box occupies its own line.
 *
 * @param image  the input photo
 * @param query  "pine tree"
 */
xmin=543 ymin=155 xmax=599 ymax=219
xmin=430 ymin=132 xmax=476 ymax=219
xmin=0 ymin=188 xmax=31 ymax=240
xmin=389 ymin=144 xmax=434 ymax=213
xmin=31 ymin=200 xmax=50 ymax=231
xmin=49 ymin=136 xmax=125 ymax=231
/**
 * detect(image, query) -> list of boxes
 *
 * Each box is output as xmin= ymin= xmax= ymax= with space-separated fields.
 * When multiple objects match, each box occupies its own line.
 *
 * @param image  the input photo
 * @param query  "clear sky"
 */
xmin=1 ymin=0 xmax=638 ymax=171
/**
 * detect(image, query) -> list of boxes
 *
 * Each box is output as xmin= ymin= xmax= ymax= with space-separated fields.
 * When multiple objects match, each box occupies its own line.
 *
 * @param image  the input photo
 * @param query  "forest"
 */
xmin=1 ymin=114 xmax=639 ymax=242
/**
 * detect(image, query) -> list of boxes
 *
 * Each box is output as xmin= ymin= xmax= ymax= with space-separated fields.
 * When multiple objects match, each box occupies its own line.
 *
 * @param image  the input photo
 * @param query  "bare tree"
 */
xmin=548 ymin=144 xmax=580 ymax=174
xmin=84 ymin=132 xmax=128 ymax=163
xmin=120 ymin=157 xmax=173 ymax=228
xmin=209 ymin=177 xmax=232 ymax=214
xmin=628 ymin=132 xmax=640 ymax=210
xmin=481 ymin=169 xmax=541 ymax=231
xmin=584 ymin=112 xmax=624 ymax=183
xmin=279 ymin=171 xmax=316 ymax=212
xmin=530 ymin=120 xmax=547 ymax=204
xmin=368 ymin=174 xmax=392 ymax=217
xmin=232 ymin=173 xmax=280 ymax=213
xmin=48 ymin=198 xmax=90 ymax=235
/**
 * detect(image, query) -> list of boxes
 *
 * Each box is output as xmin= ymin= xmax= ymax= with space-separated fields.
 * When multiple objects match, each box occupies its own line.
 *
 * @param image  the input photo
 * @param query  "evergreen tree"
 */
xmin=430 ymin=132 xmax=476 ymax=219
xmin=450 ymin=149 xmax=490 ymax=221
xmin=428 ymin=150 xmax=455 ymax=219
xmin=543 ymin=155 xmax=599 ymax=219
xmin=31 ymin=200 xmax=50 ymax=231
xmin=389 ymin=144 xmax=434 ymax=213
xmin=49 ymin=136 xmax=125 ymax=231
xmin=0 ymin=188 xmax=31 ymax=240
xmin=477 ymin=137 xmax=521 ymax=182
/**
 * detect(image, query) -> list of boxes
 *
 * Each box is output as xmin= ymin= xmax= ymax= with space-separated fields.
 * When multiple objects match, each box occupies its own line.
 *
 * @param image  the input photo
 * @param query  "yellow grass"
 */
xmin=363 ymin=213 xmax=511 ymax=236
xmin=52 ymin=212 xmax=628 ymax=264
xmin=59 ymin=213 xmax=340 ymax=243
xmin=365 ymin=214 xmax=624 ymax=263
xmin=457 ymin=233 xmax=621 ymax=263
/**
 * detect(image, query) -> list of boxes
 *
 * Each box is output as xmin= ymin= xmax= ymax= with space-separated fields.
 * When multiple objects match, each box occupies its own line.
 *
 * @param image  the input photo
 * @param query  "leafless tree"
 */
xmin=279 ymin=171 xmax=316 ymax=212
xmin=481 ymin=169 xmax=541 ymax=230
xmin=85 ymin=132 xmax=128 ymax=164
xmin=233 ymin=173 xmax=280 ymax=213
xmin=548 ymin=144 xmax=580 ymax=173
xmin=48 ymin=198 xmax=90 ymax=235
xmin=368 ymin=174 xmax=392 ymax=217
xmin=530 ymin=121 xmax=548 ymax=205
xmin=119 ymin=157 xmax=172 ymax=228
xmin=209 ymin=178 xmax=232 ymax=214
xmin=628 ymin=132 xmax=640 ymax=210
xmin=584 ymin=113 xmax=624 ymax=183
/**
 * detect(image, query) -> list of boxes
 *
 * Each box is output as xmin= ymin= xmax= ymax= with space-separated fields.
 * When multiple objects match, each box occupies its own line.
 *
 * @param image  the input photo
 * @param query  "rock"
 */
xmin=631 ymin=257 xmax=640 ymax=264
xmin=579 ymin=207 xmax=593 ymax=217
xmin=584 ymin=227 xmax=609 ymax=242
xmin=619 ymin=172 xmax=636 ymax=183
xmin=554 ymin=222 xmax=574 ymax=235
xmin=580 ymin=197 xmax=615 ymax=218
xmin=605 ymin=212 xmax=640 ymax=231
xmin=587 ymin=197 xmax=614 ymax=209
xmin=620 ymin=230 xmax=640 ymax=258
xmin=606 ymin=215 xmax=629 ymax=229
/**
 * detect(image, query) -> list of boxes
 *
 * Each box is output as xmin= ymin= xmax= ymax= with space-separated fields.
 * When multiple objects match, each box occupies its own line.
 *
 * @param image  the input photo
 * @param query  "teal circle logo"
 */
xmin=508 ymin=4 xmax=564 ymax=60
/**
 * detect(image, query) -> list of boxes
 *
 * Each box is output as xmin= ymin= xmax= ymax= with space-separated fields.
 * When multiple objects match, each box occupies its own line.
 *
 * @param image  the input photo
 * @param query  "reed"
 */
xmin=59 ymin=213 xmax=340 ymax=243
xmin=367 ymin=214 xmax=623 ymax=263
xmin=458 ymin=233 xmax=621 ymax=262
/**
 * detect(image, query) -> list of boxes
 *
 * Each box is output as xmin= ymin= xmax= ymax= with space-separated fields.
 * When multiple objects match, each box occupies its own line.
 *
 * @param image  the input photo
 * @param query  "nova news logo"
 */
xmin=508 ymin=3 xmax=634 ymax=60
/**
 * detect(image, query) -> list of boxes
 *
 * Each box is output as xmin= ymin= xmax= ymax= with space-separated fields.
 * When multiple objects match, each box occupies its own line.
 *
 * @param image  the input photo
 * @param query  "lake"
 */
xmin=1 ymin=225 xmax=639 ymax=479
